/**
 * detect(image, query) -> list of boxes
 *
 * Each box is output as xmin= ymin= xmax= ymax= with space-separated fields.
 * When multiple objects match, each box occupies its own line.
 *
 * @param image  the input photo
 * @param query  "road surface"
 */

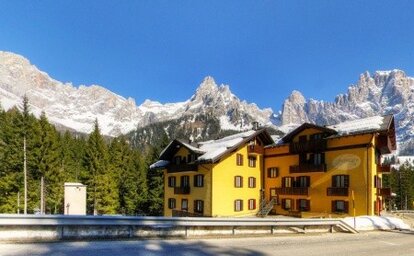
xmin=1 ymin=231 xmax=413 ymax=256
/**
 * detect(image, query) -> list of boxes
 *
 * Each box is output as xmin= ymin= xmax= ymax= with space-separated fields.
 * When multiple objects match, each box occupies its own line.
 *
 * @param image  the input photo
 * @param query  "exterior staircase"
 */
xmin=257 ymin=198 xmax=277 ymax=217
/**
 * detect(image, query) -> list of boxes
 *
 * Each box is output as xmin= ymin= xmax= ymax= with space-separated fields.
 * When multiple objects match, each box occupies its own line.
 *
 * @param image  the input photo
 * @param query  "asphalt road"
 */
xmin=1 ymin=231 xmax=413 ymax=256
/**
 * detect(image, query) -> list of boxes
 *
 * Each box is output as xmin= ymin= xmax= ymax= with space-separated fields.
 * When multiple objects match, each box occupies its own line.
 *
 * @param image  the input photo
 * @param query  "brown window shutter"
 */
xmin=321 ymin=153 xmax=325 ymax=164
xmin=306 ymin=176 xmax=310 ymax=187
xmin=344 ymin=175 xmax=350 ymax=188
xmin=306 ymin=200 xmax=310 ymax=211
xmin=345 ymin=201 xmax=349 ymax=213
xmin=296 ymin=199 xmax=300 ymax=210
xmin=253 ymin=199 xmax=256 ymax=209
xmin=282 ymin=199 xmax=286 ymax=209
xmin=332 ymin=175 xmax=336 ymax=187
xmin=282 ymin=177 xmax=286 ymax=188
xmin=374 ymin=175 xmax=378 ymax=188
xmin=332 ymin=200 xmax=336 ymax=212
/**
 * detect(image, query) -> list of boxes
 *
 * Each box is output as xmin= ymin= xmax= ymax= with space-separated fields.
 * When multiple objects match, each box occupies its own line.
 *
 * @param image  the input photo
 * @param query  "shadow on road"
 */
xmin=3 ymin=239 xmax=266 ymax=256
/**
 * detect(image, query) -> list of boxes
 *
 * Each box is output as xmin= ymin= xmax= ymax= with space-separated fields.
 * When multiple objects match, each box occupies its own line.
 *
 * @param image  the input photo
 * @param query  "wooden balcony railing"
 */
xmin=289 ymin=163 xmax=327 ymax=173
xmin=167 ymin=163 xmax=197 ymax=173
xmin=174 ymin=186 xmax=190 ymax=195
xmin=376 ymin=135 xmax=392 ymax=154
xmin=247 ymin=145 xmax=264 ymax=155
xmin=377 ymin=188 xmax=391 ymax=197
xmin=289 ymin=139 xmax=327 ymax=154
xmin=377 ymin=164 xmax=391 ymax=174
xmin=275 ymin=187 xmax=309 ymax=196
xmin=327 ymin=187 xmax=349 ymax=196
xmin=172 ymin=210 xmax=204 ymax=217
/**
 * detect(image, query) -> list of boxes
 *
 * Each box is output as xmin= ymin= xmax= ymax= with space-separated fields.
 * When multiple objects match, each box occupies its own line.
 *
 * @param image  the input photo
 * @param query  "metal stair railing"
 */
xmin=257 ymin=198 xmax=277 ymax=217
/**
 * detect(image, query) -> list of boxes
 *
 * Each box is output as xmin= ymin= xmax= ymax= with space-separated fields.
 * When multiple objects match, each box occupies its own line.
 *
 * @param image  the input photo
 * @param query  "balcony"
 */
xmin=167 ymin=163 xmax=198 ymax=173
xmin=377 ymin=188 xmax=391 ymax=197
xmin=275 ymin=187 xmax=309 ymax=196
xmin=376 ymin=135 xmax=393 ymax=154
xmin=290 ymin=163 xmax=327 ymax=173
xmin=377 ymin=164 xmax=391 ymax=174
xmin=174 ymin=186 xmax=190 ymax=195
xmin=247 ymin=145 xmax=264 ymax=155
xmin=327 ymin=187 xmax=349 ymax=196
xmin=289 ymin=139 xmax=327 ymax=154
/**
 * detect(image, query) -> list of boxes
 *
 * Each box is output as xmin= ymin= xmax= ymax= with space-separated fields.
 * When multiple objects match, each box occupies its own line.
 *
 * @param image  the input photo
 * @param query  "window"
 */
xmin=296 ymin=176 xmax=310 ymax=187
xmin=168 ymin=198 xmax=176 ymax=209
xmin=248 ymin=157 xmax=256 ymax=167
xmin=282 ymin=177 xmax=293 ymax=188
xmin=374 ymin=175 xmax=382 ymax=188
xmin=248 ymin=199 xmax=256 ymax=210
xmin=310 ymin=153 xmax=324 ymax=165
xmin=299 ymin=135 xmax=307 ymax=142
xmin=282 ymin=198 xmax=293 ymax=210
xmin=332 ymin=175 xmax=349 ymax=188
xmin=310 ymin=133 xmax=323 ymax=140
xmin=236 ymin=154 xmax=243 ymax=166
xmin=168 ymin=176 xmax=176 ymax=187
xmin=297 ymin=199 xmax=310 ymax=211
xmin=299 ymin=153 xmax=307 ymax=164
xmin=194 ymin=200 xmax=204 ymax=214
xmin=234 ymin=199 xmax=243 ymax=212
xmin=187 ymin=154 xmax=196 ymax=163
xmin=332 ymin=200 xmax=349 ymax=213
xmin=267 ymin=167 xmax=279 ymax=178
xmin=234 ymin=176 xmax=243 ymax=188
xmin=180 ymin=175 xmax=190 ymax=187
xmin=181 ymin=199 xmax=188 ymax=211
xmin=248 ymin=177 xmax=256 ymax=188
xmin=270 ymin=188 xmax=277 ymax=199
xmin=194 ymin=175 xmax=204 ymax=187
xmin=174 ymin=156 xmax=181 ymax=165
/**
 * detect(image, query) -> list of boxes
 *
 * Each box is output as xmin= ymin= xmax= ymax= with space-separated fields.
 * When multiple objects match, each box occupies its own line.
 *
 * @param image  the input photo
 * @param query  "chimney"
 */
xmin=252 ymin=121 xmax=259 ymax=131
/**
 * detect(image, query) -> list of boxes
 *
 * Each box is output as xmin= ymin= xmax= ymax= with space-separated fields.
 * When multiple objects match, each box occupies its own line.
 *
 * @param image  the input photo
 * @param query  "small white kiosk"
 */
xmin=64 ymin=182 xmax=87 ymax=215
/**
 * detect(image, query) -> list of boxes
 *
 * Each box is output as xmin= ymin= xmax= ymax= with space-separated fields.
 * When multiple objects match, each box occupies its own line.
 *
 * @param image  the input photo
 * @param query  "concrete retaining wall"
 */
xmin=0 ymin=215 xmax=356 ymax=241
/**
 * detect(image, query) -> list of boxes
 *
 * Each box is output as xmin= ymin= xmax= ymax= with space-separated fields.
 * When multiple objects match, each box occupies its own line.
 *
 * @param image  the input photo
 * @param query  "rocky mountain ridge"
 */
xmin=275 ymin=69 xmax=414 ymax=154
xmin=0 ymin=51 xmax=413 ymax=153
xmin=0 ymin=51 xmax=273 ymax=137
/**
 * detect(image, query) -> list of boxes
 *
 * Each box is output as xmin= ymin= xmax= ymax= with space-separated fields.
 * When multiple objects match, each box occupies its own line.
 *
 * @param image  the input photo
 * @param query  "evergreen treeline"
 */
xmin=383 ymin=157 xmax=414 ymax=210
xmin=0 ymin=97 xmax=164 ymax=215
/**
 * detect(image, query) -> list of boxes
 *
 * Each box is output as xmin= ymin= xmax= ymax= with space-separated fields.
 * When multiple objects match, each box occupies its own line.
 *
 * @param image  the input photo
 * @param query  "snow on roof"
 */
xmin=197 ymin=130 xmax=256 ymax=161
xmin=177 ymin=140 xmax=204 ymax=154
xmin=328 ymin=116 xmax=384 ymax=135
xmin=150 ymin=160 xmax=170 ymax=169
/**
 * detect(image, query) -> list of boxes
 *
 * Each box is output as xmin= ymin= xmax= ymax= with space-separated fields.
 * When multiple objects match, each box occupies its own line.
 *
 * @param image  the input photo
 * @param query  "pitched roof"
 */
xmin=154 ymin=128 xmax=274 ymax=167
xmin=279 ymin=114 xmax=396 ymax=144
xmin=281 ymin=123 xmax=336 ymax=143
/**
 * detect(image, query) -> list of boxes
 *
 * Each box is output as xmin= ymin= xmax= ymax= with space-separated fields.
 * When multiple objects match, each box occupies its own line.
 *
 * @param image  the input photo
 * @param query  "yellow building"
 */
xmin=151 ymin=128 xmax=274 ymax=217
xmin=152 ymin=115 xmax=396 ymax=217
xmin=264 ymin=115 xmax=396 ymax=217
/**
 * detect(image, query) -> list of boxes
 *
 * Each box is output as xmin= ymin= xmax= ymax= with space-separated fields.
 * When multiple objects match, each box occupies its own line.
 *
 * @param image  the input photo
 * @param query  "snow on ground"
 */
xmin=343 ymin=216 xmax=411 ymax=231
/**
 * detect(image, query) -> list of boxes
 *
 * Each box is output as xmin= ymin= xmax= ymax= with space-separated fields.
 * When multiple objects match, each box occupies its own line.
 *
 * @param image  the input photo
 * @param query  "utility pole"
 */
xmin=40 ymin=176 xmax=44 ymax=214
xmin=17 ymin=191 xmax=20 ymax=214
xmin=23 ymin=136 xmax=27 ymax=215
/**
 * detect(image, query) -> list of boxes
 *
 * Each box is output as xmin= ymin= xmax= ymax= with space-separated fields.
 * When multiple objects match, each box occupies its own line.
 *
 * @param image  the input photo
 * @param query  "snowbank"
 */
xmin=343 ymin=216 xmax=411 ymax=231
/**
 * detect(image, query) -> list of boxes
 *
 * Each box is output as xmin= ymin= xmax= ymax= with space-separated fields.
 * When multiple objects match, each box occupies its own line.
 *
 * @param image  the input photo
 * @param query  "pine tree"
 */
xmin=144 ymin=134 xmax=169 ymax=216
xmin=84 ymin=120 xmax=119 ymax=214
xmin=33 ymin=112 xmax=64 ymax=213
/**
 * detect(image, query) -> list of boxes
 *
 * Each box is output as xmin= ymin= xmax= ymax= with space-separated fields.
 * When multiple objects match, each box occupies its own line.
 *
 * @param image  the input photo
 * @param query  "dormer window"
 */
xmin=310 ymin=133 xmax=323 ymax=140
xmin=174 ymin=156 xmax=181 ymax=165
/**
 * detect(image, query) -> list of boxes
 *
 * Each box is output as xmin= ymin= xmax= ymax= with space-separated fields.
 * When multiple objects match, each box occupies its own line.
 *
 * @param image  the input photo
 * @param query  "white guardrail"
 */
xmin=0 ymin=214 xmax=358 ymax=241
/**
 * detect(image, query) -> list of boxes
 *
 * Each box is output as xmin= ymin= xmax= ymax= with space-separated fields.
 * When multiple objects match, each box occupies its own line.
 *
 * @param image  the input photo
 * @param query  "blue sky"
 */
xmin=1 ymin=1 xmax=413 ymax=110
